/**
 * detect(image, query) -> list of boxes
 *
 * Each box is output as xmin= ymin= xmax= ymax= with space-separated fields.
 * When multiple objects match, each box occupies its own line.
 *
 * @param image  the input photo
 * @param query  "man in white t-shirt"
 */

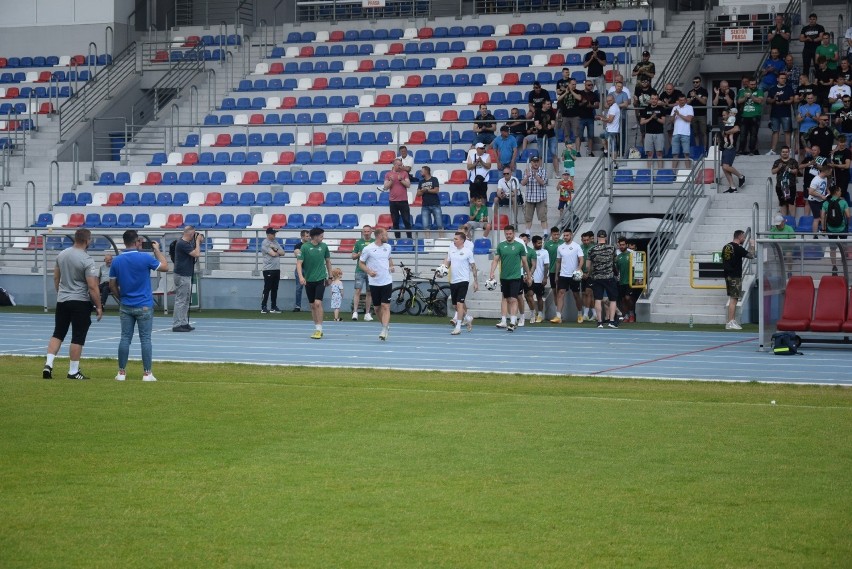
xmin=359 ymin=227 xmax=395 ymax=341
xmin=444 ymin=231 xmax=479 ymax=335
xmin=398 ymin=145 xmax=415 ymax=180
xmin=670 ymin=94 xmax=694 ymax=170
xmin=550 ymin=228 xmax=585 ymax=324
xmin=467 ymin=142 xmax=492 ymax=183
xmin=494 ymin=167 xmax=522 ymax=227
xmin=447 ymin=225 xmax=475 ymax=327
xmin=530 ymin=235 xmax=550 ymax=323
xmin=596 ymin=94 xmax=621 ymax=161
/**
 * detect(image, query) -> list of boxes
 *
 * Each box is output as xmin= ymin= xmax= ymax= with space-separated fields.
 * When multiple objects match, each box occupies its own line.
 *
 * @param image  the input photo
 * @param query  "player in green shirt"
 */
xmin=351 ymin=225 xmax=375 ymax=321
xmin=296 ymin=227 xmax=334 ymax=339
xmin=543 ymin=226 xmax=561 ymax=291
xmin=616 ymin=237 xmax=635 ymax=323
xmin=489 ymin=225 xmax=531 ymax=331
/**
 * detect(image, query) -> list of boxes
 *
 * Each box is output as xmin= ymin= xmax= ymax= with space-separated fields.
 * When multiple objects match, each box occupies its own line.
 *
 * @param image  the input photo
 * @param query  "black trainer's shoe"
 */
xmin=42 ymin=365 xmax=53 ymax=379
xmin=67 ymin=371 xmax=89 ymax=380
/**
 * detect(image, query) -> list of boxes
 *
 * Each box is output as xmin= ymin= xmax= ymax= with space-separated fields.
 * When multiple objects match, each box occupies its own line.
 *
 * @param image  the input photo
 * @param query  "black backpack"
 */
xmin=771 ymin=332 xmax=802 ymax=355
xmin=168 ymin=239 xmax=177 ymax=262
xmin=826 ymin=198 xmax=845 ymax=229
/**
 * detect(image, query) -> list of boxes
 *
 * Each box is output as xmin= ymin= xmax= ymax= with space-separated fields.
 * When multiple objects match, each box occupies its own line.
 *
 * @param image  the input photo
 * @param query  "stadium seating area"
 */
xmin=776 ymin=276 xmax=852 ymax=334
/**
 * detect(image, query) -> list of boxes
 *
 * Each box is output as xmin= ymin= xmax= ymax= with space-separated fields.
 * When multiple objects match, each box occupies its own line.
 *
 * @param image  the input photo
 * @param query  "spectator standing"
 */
xmin=42 ymin=228 xmax=102 ymax=380
xmin=583 ymin=40 xmax=607 ymax=92
xmin=799 ymin=13 xmax=825 ymax=76
xmin=737 ymin=78 xmax=764 ymax=155
xmin=417 ymin=165 xmax=443 ymax=238
xmin=359 ymin=227 xmax=395 ymax=341
xmin=759 ymin=48 xmax=785 ymax=91
xmin=767 ymin=14 xmax=791 ymax=58
xmin=659 ymin=83 xmax=684 ymax=153
xmin=807 ymin=114 xmax=837 ymax=158
xmin=631 ymin=50 xmax=656 ymax=82
xmin=521 ymin=155 xmax=549 ymax=235
xmin=527 ymin=81 xmax=552 ymax=112
xmin=398 ymin=145 xmax=414 ymax=180
xmin=616 ymin=237 xmax=636 ymax=323
xmin=816 ymin=32 xmax=840 ymax=71
xmin=506 ymin=107 xmax=528 ymax=146
xmin=633 ymin=77 xmax=658 ymax=145
xmin=783 ymin=54 xmax=801 ymax=87
xmin=845 ymin=25 xmax=852 ymax=63
xmin=670 ymin=94 xmax=694 ymax=170
xmin=530 ymin=235 xmax=550 ymax=323
xmin=799 ymin=145 xmax=826 ymax=207
xmin=640 ymin=93 xmax=666 ymax=169
xmin=557 ymin=77 xmax=582 ymax=145
xmin=562 ymin=141 xmax=579 ymax=177
xmin=384 ymin=157 xmax=413 ymax=239
xmin=821 ymin=185 xmax=851 ymax=274
xmin=172 ymin=225 xmax=201 ymax=332
xmin=813 ymin=56 xmax=838 ymax=105
xmin=766 ymin=72 xmax=795 ymax=154
xmin=608 ymin=79 xmax=631 ymax=155
xmin=830 ymin=137 xmax=851 ymax=203
xmin=712 ymin=80 xmax=736 ymax=124
xmin=719 ymin=112 xmax=746 ymax=193
xmin=351 ymin=225 xmax=374 ymax=321
xmin=466 ymin=142 xmax=492 ymax=190
xmin=797 ymin=92 xmax=821 ymax=150
xmin=98 ymin=253 xmax=114 ymax=308
xmin=292 ymin=229 xmax=309 ymax=311
xmin=473 ymin=103 xmax=497 ymax=146
xmin=296 ymin=227 xmax=333 ymax=340
xmin=835 ymin=95 xmax=852 ymax=147
xmin=550 ymin=228 xmax=584 ymax=324
xmin=535 ymin=99 xmax=559 ymax=173
xmin=109 ymin=229 xmax=168 ymax=382
xmin=721 ymin=230 xmax=755 ymax=330
xmin=795 ymin=74 xmax=816 ymax=105
xmin=444 ymin=231 xmax=478 ymax=335
xmin=808 ymin=165 xmax=833 ymax=232
xmin=771 ymin=146 xmax=799 ymax=216
xmin=686 ymin=76 xmax=709 ymax=149
xmin=586 ymin=229 xmax=619 ymax=329
xmin=597 ymin=94 xmax=622 ymax=161
xmin=557 ymin=171 xmax=574 ymax=213
xmin=489 ymin=225 xmax=531 ymax=332
xmin=260 ymin=227 xmax=283 ymax=314
xmin=828 ymin=75 xmax=851 ymax=111
xmin=491 ymin=125 xmax=518 ymax=172
xmin=577 ymin=80 xmax=600 ymax=156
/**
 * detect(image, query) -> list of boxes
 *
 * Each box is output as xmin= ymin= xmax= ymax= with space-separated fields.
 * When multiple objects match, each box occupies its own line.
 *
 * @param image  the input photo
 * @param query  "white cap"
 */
xmin=774 ymin=214 xmax=785 ymax=225
xmin=475 ymin=142 xmax=485 ymax=148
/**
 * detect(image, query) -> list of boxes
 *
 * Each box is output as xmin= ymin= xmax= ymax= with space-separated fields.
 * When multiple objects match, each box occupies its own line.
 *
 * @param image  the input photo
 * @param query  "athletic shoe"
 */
xmin=832 ymin=266 xmax=839 ymax=276
xmin=466 ymin=318 xmax=473 ymax=332
xmin=142 ymin=373 xmax=157 ymax=382
xmin=310 ymin=331 xmax=323 ymax=340
xmin=172 ymin=326 xmax=191 ymax=332
xmin=335 ymin=318 xmax=342 ymax=322
xmin=729 ymin=320 xmax=742 ymax=330
xmin=577 ymin=314 xmax=584 ymax=324
xmin=293 ymin=307 xmax=301 ymax=312
xmin=67 ymin=371 xmax=88 ymax=380
xmin=364 ymin=313 xmax=373 ymax=322
xmin=185 ymin=325 xmax=195 ymax=331
xmin=766 ymin=149 xmax=777 ymax=155
xmin=270 ymin=308 xmax=281 ymax=314
xmin=449 ymin=319 xmax=458 ymax=326
xmin=518 ymin=316 xmax=525 ymax=327
xmin=260 ymin=308 xmax=269 ymax=314
xmin=627 ymin=315 xmax=635 ymax=323
xmin=507 ymin=323 xmax=516 ymax=332
xmin=608 ymin=320 xmax=619 ymax=328
xmin=597 ymin=321 xmax=604 ymax=328
xmin=724 ymin=187 xmax=737 ymax=193
xmin=42 ymin=365 xmax=52 ymax=379
xmin=550 ymin=315 xmax=561 ymax=324
xmin=750 ymin=150 xmax=760 ymax=156
xmin=738 ymin=175 xmax=746 ymax=188
xmin=352 ymin=312 xmax=359 ymax=321
xmin=115 ymin=371 xmax=126 ymax=382
xmin=535 ymin=314 xmax=543 ymax=323
xmin=584 ymin=315 xmax=595 ymax=322
xmin=379 ymin=329 xmax=388 ymax=341
xmin=496 ymin=321 xmax=508 ymax=328
xmin=451 ymin=328 xmax=461 ymax=335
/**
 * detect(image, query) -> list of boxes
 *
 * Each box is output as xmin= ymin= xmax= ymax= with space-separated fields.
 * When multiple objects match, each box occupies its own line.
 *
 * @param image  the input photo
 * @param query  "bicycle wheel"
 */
xmin=434 ymin=285 xmax=452 ymax=317
xmin=389 ymin=286 xmax=413 ymax=314
xmin=406 ymin=297 xmax=424 ymax=316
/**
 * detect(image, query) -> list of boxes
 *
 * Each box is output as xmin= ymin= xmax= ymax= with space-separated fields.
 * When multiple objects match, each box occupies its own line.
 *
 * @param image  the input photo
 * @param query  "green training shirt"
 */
xmin=496 ymin=240 xmax=527 ymax=280
xmin=297 ymin=241 xmax=330 ymax=282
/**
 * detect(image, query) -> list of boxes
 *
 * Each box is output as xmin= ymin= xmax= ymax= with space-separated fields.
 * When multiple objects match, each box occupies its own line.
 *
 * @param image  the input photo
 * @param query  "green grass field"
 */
xmin=1 ymin=356 xmax=850 ymax=568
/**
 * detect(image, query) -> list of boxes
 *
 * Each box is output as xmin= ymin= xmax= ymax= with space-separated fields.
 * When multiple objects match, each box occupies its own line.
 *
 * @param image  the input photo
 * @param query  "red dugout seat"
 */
xmin=776 ymin=276 xmax=815 ymax=331
xmin=809 ymin=276 xmax=848 ymax=332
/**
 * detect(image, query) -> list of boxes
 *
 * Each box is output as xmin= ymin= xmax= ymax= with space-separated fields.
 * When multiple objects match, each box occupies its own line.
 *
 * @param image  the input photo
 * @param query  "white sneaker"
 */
xmin=142 ymin=373 xmax=157 ymax=382
xmin=765 ymin=149 xmax=777 ymax=155
xmin=495 ymin=321 xmax=507 ymax=328
xmin=115 ymin=371 xmax=126 ymax=382
xmin=379 ymin=329 xmax=388 ymax=341
xmin=451 ymin=328 xmax=461 ymax=335
xmin=352 ymin=311 xmax=358 ymax=321
xmin=364 ymin=313 xmax=373 ymax=322
xmin=729 ymin=320 xmax=742 ymax=330
xmin=518 ymin=316 xmax=525 ymax=327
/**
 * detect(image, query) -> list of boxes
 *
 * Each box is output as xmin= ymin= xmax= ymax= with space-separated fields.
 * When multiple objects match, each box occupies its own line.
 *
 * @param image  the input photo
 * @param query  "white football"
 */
xmin=484 ymin=279 xmax=498 ymax=291
xmin=572 ymin=270 xmax=583 ymax=281
xmin=435 ymin=264 xmax=449 ymax=278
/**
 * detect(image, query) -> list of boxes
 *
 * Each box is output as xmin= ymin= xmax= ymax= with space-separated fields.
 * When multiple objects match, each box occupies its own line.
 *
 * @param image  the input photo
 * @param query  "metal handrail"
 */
xmin=0 ymin=202 xmax=10 ymax=251
xmin=563 ymin=155 xmax=606 ymax=232
xmin=272 ymin=0 xmax=284 ymax=45
xmin=654 ymin=21 xmax=695 ymax=93
xmin=751 ymin=0 xmax=801 ymax=80
xmin=645 ymin=158 xmax=706 ymax=289
xmin=49 ymin=161 xmax=59 ymax=209
xmin=24 ymin=181 xmax=36 ymax=228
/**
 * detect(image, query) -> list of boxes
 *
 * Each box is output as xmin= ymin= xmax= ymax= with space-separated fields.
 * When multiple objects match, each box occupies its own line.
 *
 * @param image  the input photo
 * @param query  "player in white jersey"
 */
xmin=530 ymin=235 xmax=551 ymax=323
xmin=359 ymin=227 xmax=395 ymax=341
xmin=551 ymin=228 xmax=585 ymax=324
xmin=444 ymin=232 xmax=479 ymax=335
xmin=448 ymin=224 xmax=474 ymax=325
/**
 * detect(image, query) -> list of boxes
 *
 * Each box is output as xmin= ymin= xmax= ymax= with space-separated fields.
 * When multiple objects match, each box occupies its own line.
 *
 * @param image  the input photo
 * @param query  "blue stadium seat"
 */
xmin=122 ymin=192 xmax=140 ymax=206
xmin=342 ymin=192 xmax=360 ymax=206
xmin=221 ymin=192 xmax=239 ymax=206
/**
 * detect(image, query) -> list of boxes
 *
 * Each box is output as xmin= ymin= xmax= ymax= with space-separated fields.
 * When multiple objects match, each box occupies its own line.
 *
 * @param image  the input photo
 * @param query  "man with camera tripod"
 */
xmin=172 ymin=225 xmax=202 ymax=332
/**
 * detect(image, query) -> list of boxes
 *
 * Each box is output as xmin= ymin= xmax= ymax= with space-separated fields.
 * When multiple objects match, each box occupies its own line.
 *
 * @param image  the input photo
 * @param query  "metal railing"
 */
xmin=654 ymin=21 xmax=695 ymax=93
xmin=472 ymin=0 xmax=647 ymax=16
xmin=751 ymin=0 xmax=801 ymax=81
xmin=295 ymin=0 xmax=431 ymax=24
xmin=645 ymin=157 xmax=705 ymax=289
xmin=59 ymin=41 xmax=138 ymax=140
xmin=130 ymin=44 xmax=206 ymax=125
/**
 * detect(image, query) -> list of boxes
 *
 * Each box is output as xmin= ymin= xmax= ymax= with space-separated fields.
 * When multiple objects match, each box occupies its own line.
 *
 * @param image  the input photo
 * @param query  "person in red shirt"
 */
xmin=383 ymin=158 xmax=413 ymax=239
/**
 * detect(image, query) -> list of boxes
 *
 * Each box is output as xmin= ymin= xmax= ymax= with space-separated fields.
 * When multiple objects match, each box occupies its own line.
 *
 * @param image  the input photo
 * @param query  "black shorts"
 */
xmin=591 ymin=278 xmax=619 ymax=301
xmin=531 ymin=282 xmax=546 ymax=297
xmin=618 ymin=283 xmax=632 ymax=299
xmin=52 ymin=300 xmax=93 ymax=346
xmin=370 ymin=283 xmax=393 ymax=306
xmin=520 ymin=279 xmax=530 ymax=294
xmin=305 ymin=280 xmax=326 ymax=304
xmin=549 ymin=272 xmax=557 ymax=290
xmin=449 ymin=281 xmax=469 ymax=305
xmin=827 ymin=232 xmax=848 ymax=240
xmin=500 ymin=278 xmax=523 ymax=299
xmin=580 ymin=277 xmax=591 ymax=292
xmin=775 ymin=186 xmax=795 ymax=206
xmin=557 ymin=275 xmax=581 ymax=292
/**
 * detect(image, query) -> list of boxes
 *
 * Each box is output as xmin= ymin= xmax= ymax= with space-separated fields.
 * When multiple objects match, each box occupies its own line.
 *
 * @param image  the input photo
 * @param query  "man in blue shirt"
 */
xmin=797 ymin=92 xmax=821 ymax=152
xmin=109 ymin=230 xmax=169 ymax=382
xmin=766 ymin=71 xmax=795 ymax=154
xmin=759 ymin=48 xmax=786 ymax=91
xmin=490 ymin=125 xmax=518 ymax=172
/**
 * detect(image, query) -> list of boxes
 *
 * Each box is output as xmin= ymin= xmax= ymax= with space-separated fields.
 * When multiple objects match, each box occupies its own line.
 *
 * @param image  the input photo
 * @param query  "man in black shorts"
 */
xmin=489 ymin=225 xmax=531 ymax=331
xmin=43 ymin=228 xmax=103 ymax=379
xmin=359 ymin=227 xmax=395 ymax=341
xmin=296 ymin=227 xmax=333 ymax=339
xmin=722 ymin=229 xmax=755 ymax=330
xmin=585 ymin=229 xmax=620 ymax=328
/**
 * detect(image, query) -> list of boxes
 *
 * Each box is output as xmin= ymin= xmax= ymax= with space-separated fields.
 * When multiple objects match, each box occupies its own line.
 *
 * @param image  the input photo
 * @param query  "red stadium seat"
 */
xmin=162 ymin=214 xmax=184 ymax=229
xmin=312 ymin=77 xmax=328 ymax=90
xmin=343 ymin=112 xmax=359 ymax=124
xmin=152 ymin=51 xmax=169 ymax=63
xmin=71 ymin=55 xmax=85 ymax=65
xmin=404 ymin=75 xmax=421 ymax=88
xmin=501 ymin=73 xmax=519 ymax=85
xmin=184 ymin=35 xmax=201 ymax=47
xmin=268 ymin=62 xmax=284 ymax=74
xmin=64 ymin=213 xmax=85 ymax=228
xmin=5 ymin=88 xmax=19 ymax=99
xmin=450 ymin=57 xmax=467 ymax=69
xmin=374 ymin=94 xmax=391 ymax=107
xmin=407 ymin=131 xmax=426 ymax=144
xmin=280 ymin=97 xmax=296 ymax=109
xmin=269 ymin=214 xmax=287 ymax=229
xmin=548 ymin=54 xmax=566 ymax=66
xmin=202 ymin=192 xmax=222 ymax=206
xmin=341 ymin=170 xmax=361 ymax=185
xmin=776 ymin=276 xmax=815 ymax=331
xmin=576 ymin=36 xmax=593 ymax=48
xmin=310 ymin=132 xmax=327 ymax=146
xmin=142 ymin=172 xmax=162 ymax=185
xmin=605 ymin=20 xmax=622 ymax=32
xmin=418 ymin=27 xmax=434 ymax=39
xmin=448 ymin=170 xmax=468 ymax=184
xmin=843 ymin=288 xmax=852 ymax=333
xmin=480 ymin=40 xmax=497 ymax=52
xmin=179 ymin=153 xmax=199 ymax=166
xmin=472 ymin=92 xmax=489 ymax=105
xmin=227 ymin=238 xmax=248 ymax=252
xmin=387 ymin=43 xmax=404 ymax=55
xmin=299 ymin=46 xmax=314 ymax=57
xmin=37 ymin=71 xmax=51 ymax=82
xmin=441 ymin=110 xmax=458 ymax=122
xmin=412 ymin=193 xmax=423 ymax=207
xmin=276 ymin=151 xmax=295 ymax=165
xmin=509 ymin=24 xmax=526 ymax=35
xmin=329 ymin=30 xmax=344 ymax=42
xmin=305 ymin=192 xmax=325 ymax=206
xmin=38 ymin=102 xmax=54 ymax=114
xmin=105 ymin=192 xmax=124 ymax=206
xmin=376 ymin=214 xmax=393 ymax=229
xmin=357 ymin=60 xmax=374 ymax=72
xmin=377 ymin=150 xmax=396 ymax=164
xmin=213 ymin=134 xmax=231 ymax=147
xmin=604 ymin=69 xmax=615 ymax=83
xmin=338 ymin=238 xmax=355 ymax=253
xmin=249 ymin=114 xmax=264 ymax=125
xmin=239 ymin=171 xmax=259 ymax=185
xmin=810 ymin=276 xmax=847 ymax=332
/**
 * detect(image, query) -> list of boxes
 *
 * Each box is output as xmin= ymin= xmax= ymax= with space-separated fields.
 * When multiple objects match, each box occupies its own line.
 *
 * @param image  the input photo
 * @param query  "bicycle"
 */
xmin=389 ymin=263 xmax=452 ymax=317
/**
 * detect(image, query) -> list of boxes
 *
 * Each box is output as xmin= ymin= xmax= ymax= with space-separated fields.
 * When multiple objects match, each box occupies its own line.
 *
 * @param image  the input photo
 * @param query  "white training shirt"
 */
xmin=605 ymin=103 xmax=621 ymax=134
xmin=671 ymin=103 xmax=694 ymax=136
xmin=359 ymin=242 xmax=393 ymax=286
xmin=446 ymin=239 xmax=474 ymax=255
xmin=557 ymin=241 xmax=584 ymax=276
xmin=447 ymin=246 xmax=476 ymax=284
xmin=533 ymin=249 xmax=550 ymax=283
xmin=467 ymin=149 xmax=492 ymax=182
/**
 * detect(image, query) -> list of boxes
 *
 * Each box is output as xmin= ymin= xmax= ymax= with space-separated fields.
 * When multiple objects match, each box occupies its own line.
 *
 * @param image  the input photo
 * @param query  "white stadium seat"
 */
xmin=253 ymin=62 xmax=269 ymax=75
xmin=327 ymin=112 xmax=342 ymax=124
xmin=49 ymin=213 xmax=68 ymax=228
xmin=296 ymin=78 xmax=311 ymax=91
xmin=403 ymin=28 xmax=417 ymax=40
xmin=436 ymin=57 xmax=451 ymax=70
xmin=265 ymin=96 xmax=280 ymax=110
xmin=590 ymin=21 xmax=605 ymax=33
xmin=360 ymin=150 xmax=378 ymax=164
xmin=289 ymin=191 xmax=307 ymax=207
xmin=389 ymin=75 xmax=405 ymax=89
xmin=532 ymin=54 xmax=548 ymax=67
xmin=326 ymin=170 xmax=343 ymax=185
xmin=464 ymin=40 xmax=480 ymax=53
xmin=200 ymin=133 xmax=215 ymax=147
xmin=225 ymin=171 xmax=242 ymax=185
xmin=561 ymin=37 xmax=577 ymax=50
xmin=128 ymin=172 xmax=146 ymax=186
xmin=262 ymin=151 xmax=278 ymax=165
xmin=187 ymin=192 xmax=204 ymax=206
xmin=374 ymin=43 xmax=388 ymax=56
xmin=166 ymin=152 xmax=182 ymax=166
xmin=494 ymin=24 xmax=509 ymax=37
xmin=486 ymin=73 xmax=501 ymax=86
xmin=234 ymin=114 xmax=248 ymax=125
xmin=358 ymin=95 xmax=374 ymax=108
xmin=454 ymin=92 xmax=472 ymax=106
xmin=147 ymin=213 xmax=166 ymax=228
xmin=285 ymin=46 xmax=299 ymax=58
xmin=314 ymin=30 xmax=329 ymax=43
xmin=425 ymin=110 xmax=440 ymax=122
xmin=248 ymin=214 xmax=269 ymax=229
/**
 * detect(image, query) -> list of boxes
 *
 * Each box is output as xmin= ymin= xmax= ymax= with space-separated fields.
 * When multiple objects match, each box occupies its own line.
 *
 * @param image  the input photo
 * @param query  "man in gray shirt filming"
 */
xmin=173 ymin=225 xmax=202 ymax=332
xmin=43 ymin=228 xmax=103 ymax=380
xmin=260 ymin=227 xmax=283 ymax=314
